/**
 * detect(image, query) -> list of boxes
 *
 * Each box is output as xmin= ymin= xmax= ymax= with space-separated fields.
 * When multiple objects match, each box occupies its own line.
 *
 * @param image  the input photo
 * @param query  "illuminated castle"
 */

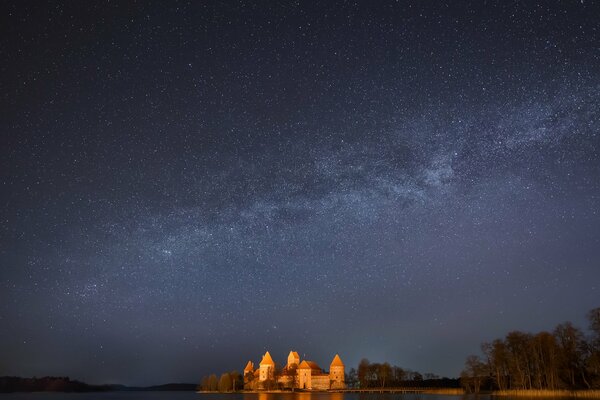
xmin=243 ymin=350 xmax=345 ymax=390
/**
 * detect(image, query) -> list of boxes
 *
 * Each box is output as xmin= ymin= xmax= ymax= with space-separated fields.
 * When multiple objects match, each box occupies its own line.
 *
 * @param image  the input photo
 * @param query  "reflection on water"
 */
xmin=213 ymin=393 xmax=583 ymax=400
xmin=0 ymin=393 xmax=585 ymax=400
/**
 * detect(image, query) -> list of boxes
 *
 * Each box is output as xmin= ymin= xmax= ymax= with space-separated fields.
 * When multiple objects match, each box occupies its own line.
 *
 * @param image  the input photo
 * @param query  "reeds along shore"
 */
xmin=493 ymin=390 xmax=600 ymax=398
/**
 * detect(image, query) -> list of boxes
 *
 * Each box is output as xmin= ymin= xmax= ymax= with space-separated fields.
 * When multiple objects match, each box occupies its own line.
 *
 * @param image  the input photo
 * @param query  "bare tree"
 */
xmin=377 ymin=363 xmax=391 ymax=388
xmin=460 ymin=355 xmax=488 ymax=393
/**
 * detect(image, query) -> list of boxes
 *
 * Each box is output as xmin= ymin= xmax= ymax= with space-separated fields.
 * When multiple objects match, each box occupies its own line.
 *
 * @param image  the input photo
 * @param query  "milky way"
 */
xmin=1 ymin=1 xmax=599 ymax=385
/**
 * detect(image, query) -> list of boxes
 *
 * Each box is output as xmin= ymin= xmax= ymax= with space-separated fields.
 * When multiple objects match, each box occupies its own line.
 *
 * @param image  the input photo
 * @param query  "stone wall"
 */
xmin=310 ymin=375 xmax=330 ymax=390
xmin=330 ymin=380 xmax=346 ymax=389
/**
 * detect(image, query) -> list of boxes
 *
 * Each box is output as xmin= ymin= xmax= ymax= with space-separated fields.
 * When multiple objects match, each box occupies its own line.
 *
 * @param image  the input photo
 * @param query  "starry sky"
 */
xmin=1 ymin=0 xmax=600 ymax=387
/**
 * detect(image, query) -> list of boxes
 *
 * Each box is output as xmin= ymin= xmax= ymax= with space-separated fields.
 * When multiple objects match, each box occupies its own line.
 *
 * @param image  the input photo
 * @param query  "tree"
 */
xmin=283 ymin=364 xmax=297 ymax=390
xmin=244 ymin=369 xmax=255 ymax=390
xmin=392 ymin=366 xmax=406 ymax=386
xmin=505 ymin=331 xmax=533 ymax=389
xmin=482 ymin=340 xmax=508 ymax=390
xmin=347 ymin=368 xmax=358 ymax=388
xmin=208 ymin=374 xmax=218 ymax=391
xmin=358 ymin=359 xmax=370 ymax=388
xmin=587 ymin=307 xmax=600 ymax=388
xmin=554 ymin=322 xmax=590 ymax=388
xmin=377 ymin=362 xmax=392 ymax=388
xmin=261 ymin=365 xmax=277 ymax=390
xmin=229 ymin=371 xmax=242 ymax=391
xmin=218 ymin=373 xmax=232 ymax=392
xmin=462 ymin=308 xmax=600 ymax=390
xmin=530 ymin=332 xmax=559 ymax=389
xmin=589 ymin=308 xmax=600 ymax=339
xmin=460 ymin=355 xmax=488 ymax=393
xmin=198 ymin=376 xmax=208 ymax=391
xmin=412 ymin=371 xmax=423 ymax=384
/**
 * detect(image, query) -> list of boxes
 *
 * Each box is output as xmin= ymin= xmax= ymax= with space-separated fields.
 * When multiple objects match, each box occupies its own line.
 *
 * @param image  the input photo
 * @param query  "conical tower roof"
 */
xmin=244 ymin=361 xmax=254 ymax=371
xmin=288 ymin=350 xmax=300 ymax=359
xmin=330 ymin=354 xmax=344 ymax=367
xmin=260 ymin=351 xmax=275 ymax=366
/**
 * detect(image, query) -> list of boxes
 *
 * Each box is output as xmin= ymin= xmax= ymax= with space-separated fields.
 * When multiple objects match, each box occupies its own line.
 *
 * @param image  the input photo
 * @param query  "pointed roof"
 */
xmin=330 ymin=354 xmax=344 ymax=367
xmin=289 ymin=350 xmax=300 ymax=359
xmin=244 ymin=361 xmax=254 ymax=371
xmin=260 ymin=351 xmax=275 ymax=366
xmin=298 ymin=360 xmax=321 ymax=370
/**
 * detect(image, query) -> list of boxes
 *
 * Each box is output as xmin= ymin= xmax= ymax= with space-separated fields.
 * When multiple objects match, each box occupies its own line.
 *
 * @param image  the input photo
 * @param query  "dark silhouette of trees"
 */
xmin=354 ymin=359 xmax=457 ymax=389
xmin=198 ymin=374 xmax=218 ymax=391
xmin=588 ymin=307 xmax=600 ymax=387
xmin=228 ymin=371 xmax=241 ymax=391
xmin=0 ymin=376 xmax=114 ymax=392
xmin=377 ymin=362 xmax=392 ymax=388
xmin=199 ymin=371 xmax=242 ymax=392
xmin=346 ymin=368 xmax=358 ymax=388
xmin=198 ymin=371 xmax=244 ymax=392
xmin=357 ymin=358 xmax=371 ymax=388
xmin=462 ymin=307 xmax=600 ymax=390
xmin=554 ymin=322 xmax=589 ymax=388
xmin=392 ymin=366 xmax=406 ymax=383
xmin=460 ymin=355 xmax=489 ymax=393
xmin=482 ymin=340 xmax=509 ymax=390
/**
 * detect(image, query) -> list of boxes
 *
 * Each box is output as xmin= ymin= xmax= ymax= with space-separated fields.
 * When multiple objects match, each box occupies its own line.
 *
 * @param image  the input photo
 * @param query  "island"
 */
xmin=243 ymin=350 xmax=345 ymax=391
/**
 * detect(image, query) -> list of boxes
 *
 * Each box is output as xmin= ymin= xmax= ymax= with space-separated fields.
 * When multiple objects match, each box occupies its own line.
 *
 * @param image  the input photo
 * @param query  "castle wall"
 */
xmin=298 ymin=369 xmax=310 ymax=389
xmin=310 ymin=375 xmax=331 ymax=390
xmin=330 ymin=380 xmax=346 ymax=389
xmin=259 ymin=365 xmax=273 ymax=381
xmin=277 ymin=375 xmax=295 ymax=389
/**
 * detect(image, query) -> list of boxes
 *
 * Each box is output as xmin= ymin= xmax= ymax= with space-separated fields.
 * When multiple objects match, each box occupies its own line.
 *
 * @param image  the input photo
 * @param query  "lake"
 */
xmin=0 ymin=394 xmax=582 ymax=400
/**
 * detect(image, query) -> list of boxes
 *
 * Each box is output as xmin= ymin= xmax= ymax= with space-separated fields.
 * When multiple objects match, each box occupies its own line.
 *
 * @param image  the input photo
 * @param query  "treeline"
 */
xmin=0 ymin=377 xmax=197 ymax=393
xmin=461 ymin=307 xmax=600 ymax=393
xmin=0 ymin=376 xmax=111 ymax=393
xmin=197 ymin=371 xmax=242 ymax=392
xmin=350 ymin=359 xmax=459 ymax=389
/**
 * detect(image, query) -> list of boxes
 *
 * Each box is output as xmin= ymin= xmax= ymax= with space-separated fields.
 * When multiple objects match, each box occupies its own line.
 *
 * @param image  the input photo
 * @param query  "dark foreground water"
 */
xmin=0 ymin=393 xmax=579 ymax=400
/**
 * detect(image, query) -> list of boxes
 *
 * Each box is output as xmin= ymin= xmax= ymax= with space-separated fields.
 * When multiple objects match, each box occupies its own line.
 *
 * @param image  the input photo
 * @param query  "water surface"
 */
xmin=0 ymin=393 xmax=578 ymax=400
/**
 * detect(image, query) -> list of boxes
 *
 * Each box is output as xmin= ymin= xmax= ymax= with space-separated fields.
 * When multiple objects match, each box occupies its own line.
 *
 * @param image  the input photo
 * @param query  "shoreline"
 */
xmin=492 ymin=390 xmax=600 ymax=398
xmin=197 ymin=388 xmax=465 ymax=394
xmin=197 ymin=389 xmax=600 ymax=397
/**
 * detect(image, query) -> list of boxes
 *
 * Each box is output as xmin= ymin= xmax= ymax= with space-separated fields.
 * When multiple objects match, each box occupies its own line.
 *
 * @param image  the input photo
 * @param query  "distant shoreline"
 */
xmin=0 ymin=376 xmax=197 ymax=393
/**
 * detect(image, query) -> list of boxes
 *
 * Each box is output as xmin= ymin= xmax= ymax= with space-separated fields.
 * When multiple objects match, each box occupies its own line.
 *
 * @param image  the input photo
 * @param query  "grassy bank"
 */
xmin=493 ymin=390 xmax=600 ymax=398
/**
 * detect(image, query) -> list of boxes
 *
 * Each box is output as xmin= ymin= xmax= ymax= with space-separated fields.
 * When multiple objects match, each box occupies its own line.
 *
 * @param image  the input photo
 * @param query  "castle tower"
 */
xmin=259 ymin=351 xmax=275 ymax=381
xmin=244 ymin=361 xmax=254 ymax=384
xmin=244 ymin=361 xmax=254 ymax=373
xmin=287 ymin=350 xmax=300 ymax=368
xmin=329 ymin=354 xmax=345 ymax=389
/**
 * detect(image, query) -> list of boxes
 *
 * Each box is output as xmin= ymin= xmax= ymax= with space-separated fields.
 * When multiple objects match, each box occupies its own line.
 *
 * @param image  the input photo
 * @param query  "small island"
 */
xmin=243 ymin=351 xmax=346 ymax=391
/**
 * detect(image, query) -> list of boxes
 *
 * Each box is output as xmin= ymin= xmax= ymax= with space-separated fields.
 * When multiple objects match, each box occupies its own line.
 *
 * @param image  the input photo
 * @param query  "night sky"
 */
xmin=1 ymin=0 xmax=600 ymax=387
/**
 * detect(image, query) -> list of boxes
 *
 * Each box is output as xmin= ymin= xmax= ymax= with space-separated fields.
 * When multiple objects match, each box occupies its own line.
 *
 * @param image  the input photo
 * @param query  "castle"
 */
xmin=243 ymin=350 xmax=346 ymax=390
